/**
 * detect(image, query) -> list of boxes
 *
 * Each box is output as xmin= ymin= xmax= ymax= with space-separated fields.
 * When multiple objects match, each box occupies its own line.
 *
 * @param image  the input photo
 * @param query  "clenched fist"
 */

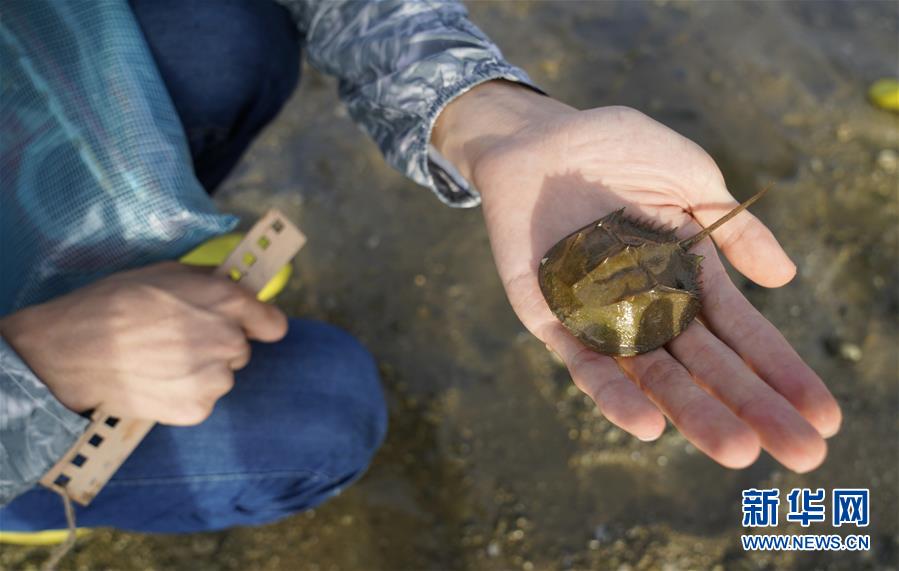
xmin=0 ymin=262 xmax=287 ymax=425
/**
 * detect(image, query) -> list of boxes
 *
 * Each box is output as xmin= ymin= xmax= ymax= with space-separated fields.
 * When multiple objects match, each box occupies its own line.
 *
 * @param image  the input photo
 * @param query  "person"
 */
xmin=0 ymin=0 xmax=841 ymax=534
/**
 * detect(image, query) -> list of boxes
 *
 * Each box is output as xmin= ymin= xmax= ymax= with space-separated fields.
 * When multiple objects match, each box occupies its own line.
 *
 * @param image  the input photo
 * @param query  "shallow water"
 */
xmin=4 ymin=1 xmax=897 ymax=570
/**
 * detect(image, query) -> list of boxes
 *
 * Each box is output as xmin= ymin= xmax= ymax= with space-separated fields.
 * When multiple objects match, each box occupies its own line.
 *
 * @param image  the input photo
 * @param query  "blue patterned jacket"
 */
xmin=0 ymin=0 xmax=533 ymax=504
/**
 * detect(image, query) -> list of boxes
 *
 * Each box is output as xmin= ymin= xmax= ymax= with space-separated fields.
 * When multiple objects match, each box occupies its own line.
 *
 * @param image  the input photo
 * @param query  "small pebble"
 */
xmin=840 ymin=342 xmax=863 ymax=363
xmin=414 ymin=274 xmax=427 ymax=287
xmin=824 ymin=337 xmax=863 ymax=362
xmin=447 ymin=284 xmax=465 ymax=297
xmin=876 ymin=149 xmax=898 ymax=173
xmin=836 ymin=123 xmax=853 ymax=142
xmin=487 ymin=541 xmax=502 ymax=558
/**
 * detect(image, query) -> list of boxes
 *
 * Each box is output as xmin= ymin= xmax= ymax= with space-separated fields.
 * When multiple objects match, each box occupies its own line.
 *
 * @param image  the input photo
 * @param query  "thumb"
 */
xmin=688 ymin=179 xmax=796 ymax=288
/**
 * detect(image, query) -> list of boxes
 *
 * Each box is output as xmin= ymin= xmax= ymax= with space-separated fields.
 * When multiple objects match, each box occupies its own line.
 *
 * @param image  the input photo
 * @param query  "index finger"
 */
xmin=684 ymin=173 xmax=795 ymax=288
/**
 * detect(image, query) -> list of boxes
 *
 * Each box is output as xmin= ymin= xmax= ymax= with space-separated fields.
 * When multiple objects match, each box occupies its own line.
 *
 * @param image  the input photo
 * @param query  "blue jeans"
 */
xmin=133 ymin=0 xmax=302 ymax=192
xmin=0 ymin=1 xmax=388 ymax=532
xmin=1 ymin=320 xmax=387 ymax=532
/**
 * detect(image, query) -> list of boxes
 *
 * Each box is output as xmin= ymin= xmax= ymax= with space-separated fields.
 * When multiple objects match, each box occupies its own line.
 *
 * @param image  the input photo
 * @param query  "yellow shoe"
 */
xmin=0 ymin=528 xmax=90 ymax=546
xmin=180 ymin=233 xmax=293 ymax=301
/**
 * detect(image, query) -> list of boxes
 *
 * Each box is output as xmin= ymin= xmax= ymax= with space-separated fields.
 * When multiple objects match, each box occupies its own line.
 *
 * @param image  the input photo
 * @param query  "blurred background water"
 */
xmin=4 ymin=1 xmax=897 ymax=569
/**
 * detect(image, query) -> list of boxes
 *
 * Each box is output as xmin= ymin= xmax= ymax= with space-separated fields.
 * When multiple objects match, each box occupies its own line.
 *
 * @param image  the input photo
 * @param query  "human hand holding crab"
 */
xmin=433 ymin=81 xmax=841 ymax=473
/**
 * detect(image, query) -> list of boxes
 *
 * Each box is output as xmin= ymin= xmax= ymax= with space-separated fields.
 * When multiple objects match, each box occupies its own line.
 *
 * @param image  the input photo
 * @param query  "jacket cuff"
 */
xmin=0 ymin=337 xmax=88 ymax=505
xmin=422 ymin=63 xmax=541 ymax=208
xmin=342 ymin=44 xmax=541 ymax=208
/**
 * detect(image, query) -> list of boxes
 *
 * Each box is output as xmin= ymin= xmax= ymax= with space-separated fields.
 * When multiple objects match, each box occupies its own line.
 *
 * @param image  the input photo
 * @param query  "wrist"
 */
xmin=1 ymin=304 xmax=96 ymax=412
xmin=0 ymin=306 xmax=40 ymax=354
xmin=431 ymin=80 xmax=574 ymax=187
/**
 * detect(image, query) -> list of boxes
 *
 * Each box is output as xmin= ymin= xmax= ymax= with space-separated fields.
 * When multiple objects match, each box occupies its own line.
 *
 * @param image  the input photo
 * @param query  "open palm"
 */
xmin=474 ymin=105 xmax=841 ymax=472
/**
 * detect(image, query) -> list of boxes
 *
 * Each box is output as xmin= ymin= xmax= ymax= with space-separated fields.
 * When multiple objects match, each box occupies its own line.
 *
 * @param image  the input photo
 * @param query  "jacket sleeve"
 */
xmin=276 ymin=0 xmax=541 ymax=207
xmin=1 ymin=0 xmax=237 ymax=506
xmin=0 ymin=337 xmax=89 ymax=505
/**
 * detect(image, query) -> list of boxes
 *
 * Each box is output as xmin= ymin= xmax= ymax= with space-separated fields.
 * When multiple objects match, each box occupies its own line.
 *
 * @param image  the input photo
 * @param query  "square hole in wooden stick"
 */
xmin=54 ymin=474 xmax=71 ymax=487
xmin=257 ymin=235 xmax=271 ymax=250
xmin=71 ymin=453 xmax=87 ymax=467
xmin=271 ymin=219 xmax=284 ymax=233
xmin=242 ymin=252 xmax=257 ymax=267
xmin=104 ymin=416 xmax=120 ymax=428
xmin=88 ymin=434 xmax=104 ymax=447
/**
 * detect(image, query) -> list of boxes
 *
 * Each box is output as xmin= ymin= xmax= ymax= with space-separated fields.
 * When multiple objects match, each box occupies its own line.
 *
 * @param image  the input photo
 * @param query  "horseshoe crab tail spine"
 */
xmin=679 ymin=183 xmax=773 ymax=251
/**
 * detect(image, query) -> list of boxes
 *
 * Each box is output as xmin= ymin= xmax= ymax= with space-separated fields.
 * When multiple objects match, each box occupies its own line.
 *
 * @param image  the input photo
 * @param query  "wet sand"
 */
xmin=3 ymin=1 xmax=897 ymax=570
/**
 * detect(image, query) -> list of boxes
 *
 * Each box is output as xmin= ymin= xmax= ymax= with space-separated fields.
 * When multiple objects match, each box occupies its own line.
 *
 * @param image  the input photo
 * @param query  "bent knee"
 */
xmin=231 ymin=397 xmax=384 ymax=524
xmin=284 ymin=319 xmax=386 ymax=400
xmin=225 ymin=463 xmax=367 ymax=528
xmin=244 ymin=319 xmax=388 ymax=467
xmin=292 ymin=320 xmax=389 ymax=460
xmin=131 ymin=0 xmax=300 ymax=125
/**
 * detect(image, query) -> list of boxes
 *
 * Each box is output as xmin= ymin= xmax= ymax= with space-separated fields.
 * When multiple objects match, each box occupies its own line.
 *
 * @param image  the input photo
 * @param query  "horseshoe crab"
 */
xmin=538 ymin=186 xmax=770 ymax=356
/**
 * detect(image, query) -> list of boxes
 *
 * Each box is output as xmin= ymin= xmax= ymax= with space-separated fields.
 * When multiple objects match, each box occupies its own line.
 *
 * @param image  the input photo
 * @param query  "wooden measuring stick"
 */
xmin=39 ymin=210 xmax=306 ymax=506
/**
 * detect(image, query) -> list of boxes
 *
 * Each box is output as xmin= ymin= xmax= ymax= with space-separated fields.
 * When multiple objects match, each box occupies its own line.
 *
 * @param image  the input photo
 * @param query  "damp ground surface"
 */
xmin=3 ymin=1 xmax=898 ymax=570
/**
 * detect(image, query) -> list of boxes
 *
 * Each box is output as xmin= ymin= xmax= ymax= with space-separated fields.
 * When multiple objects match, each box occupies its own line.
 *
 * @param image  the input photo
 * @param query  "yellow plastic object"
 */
xmin=868 ymin=79 xmax=899 ymax=111
xmin=0 ymin=529 xmax=91 ymax=546
xmin=179 ymin=233 xmax=292 ymax=302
